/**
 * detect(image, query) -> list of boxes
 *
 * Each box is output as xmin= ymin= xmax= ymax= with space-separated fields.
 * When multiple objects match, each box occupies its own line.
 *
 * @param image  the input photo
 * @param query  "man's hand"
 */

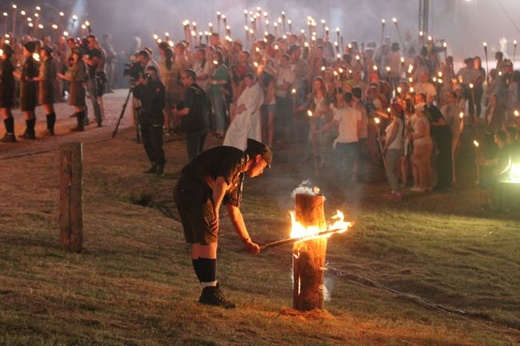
xmin=243 ymin=238 xmax=260 ymax=255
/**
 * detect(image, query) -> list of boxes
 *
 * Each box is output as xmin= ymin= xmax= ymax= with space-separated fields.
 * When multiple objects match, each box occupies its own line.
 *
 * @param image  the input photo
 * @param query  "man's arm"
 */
xmin=226 ymin=204 xmax=260 ymax=254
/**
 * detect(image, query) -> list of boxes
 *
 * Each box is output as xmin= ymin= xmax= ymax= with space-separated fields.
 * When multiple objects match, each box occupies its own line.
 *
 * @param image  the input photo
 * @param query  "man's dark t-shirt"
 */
xmin=180 ymin=146 xmax=247 ymax=207
xmin=86 ymin=48 xmax=102 ymax=77
xmin=180 ymin=83 xmax=208 ymax=133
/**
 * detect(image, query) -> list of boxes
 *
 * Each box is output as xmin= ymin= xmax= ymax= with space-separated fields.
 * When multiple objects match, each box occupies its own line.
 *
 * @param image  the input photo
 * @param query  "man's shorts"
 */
xmin=173 ymin=175 xmax=218 ymax=245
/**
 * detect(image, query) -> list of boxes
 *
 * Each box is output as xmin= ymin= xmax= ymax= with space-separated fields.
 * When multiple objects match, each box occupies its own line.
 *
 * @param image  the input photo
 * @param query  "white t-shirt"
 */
xmin=334 ymin=106 xmax=362 ymax=144
xmin=385 ymin=118 xmax=404 ymax=150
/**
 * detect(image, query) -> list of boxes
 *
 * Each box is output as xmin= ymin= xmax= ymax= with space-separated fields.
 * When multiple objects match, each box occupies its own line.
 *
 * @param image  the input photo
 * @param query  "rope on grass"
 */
xmin=326 ymin=263 xmax=520 ymax=335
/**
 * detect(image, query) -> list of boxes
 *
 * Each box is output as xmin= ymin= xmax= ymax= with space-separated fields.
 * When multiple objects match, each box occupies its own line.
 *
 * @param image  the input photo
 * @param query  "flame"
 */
xmin=289 ymin=210 xmax=352 ymax=239
xmin=473 ymin=140 xmax=479 ymax=148
xmin=328 ymin=210 xmax=352 ymax=233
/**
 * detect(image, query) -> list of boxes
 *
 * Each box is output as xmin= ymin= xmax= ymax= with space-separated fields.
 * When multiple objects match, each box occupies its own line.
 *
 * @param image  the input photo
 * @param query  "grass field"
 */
xmin=1 ymin=124 xmax=519 ymax=345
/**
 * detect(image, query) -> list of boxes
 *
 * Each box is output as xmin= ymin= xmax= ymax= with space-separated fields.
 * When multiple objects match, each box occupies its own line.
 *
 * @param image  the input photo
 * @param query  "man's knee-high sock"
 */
xmin=197 ymin=258 xmax=217 ymax=288
xmin=4 ymin=117 xmax=14 ymax=134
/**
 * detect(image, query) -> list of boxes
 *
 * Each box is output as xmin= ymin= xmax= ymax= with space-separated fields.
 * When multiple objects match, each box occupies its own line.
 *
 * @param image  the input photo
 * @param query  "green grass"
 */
xmin=0 ymin=130 xmax=519 ymax=345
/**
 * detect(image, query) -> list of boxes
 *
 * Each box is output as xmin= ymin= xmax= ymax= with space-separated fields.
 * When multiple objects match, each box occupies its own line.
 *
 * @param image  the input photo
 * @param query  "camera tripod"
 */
xmin=112 ymin=87 xmax=141 ymax=143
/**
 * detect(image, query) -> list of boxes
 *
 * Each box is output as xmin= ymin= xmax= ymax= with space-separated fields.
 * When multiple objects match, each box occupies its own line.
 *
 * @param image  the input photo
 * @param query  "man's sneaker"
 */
xmin=18 ymin=132 xmax=36 ymax=140
xmin=198 ymin=286 xmax=236 ymax=309
xmin=384 ymin=192 xmax=402 ymax=201
xmin=1 ymin=133 xmax=16 ymax=143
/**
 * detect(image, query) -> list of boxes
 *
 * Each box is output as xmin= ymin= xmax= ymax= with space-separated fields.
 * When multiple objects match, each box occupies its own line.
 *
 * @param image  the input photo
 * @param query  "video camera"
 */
xmin=123 ymin=62 xmax=145 ymax=80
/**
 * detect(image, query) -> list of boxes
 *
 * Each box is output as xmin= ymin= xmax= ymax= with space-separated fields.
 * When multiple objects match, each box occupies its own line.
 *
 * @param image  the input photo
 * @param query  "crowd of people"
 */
xmin=1 ymin=18 xmax=520 ymax=204
xmin=117 ymin=28 xmax=520 ymax=205
xmin=0 ymin=32 xmax=115 ymax=141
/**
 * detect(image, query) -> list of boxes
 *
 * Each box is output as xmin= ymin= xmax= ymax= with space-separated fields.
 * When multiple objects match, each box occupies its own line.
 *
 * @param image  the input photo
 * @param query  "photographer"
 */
xmin=132 ymin=66 xmax=166 ymax=176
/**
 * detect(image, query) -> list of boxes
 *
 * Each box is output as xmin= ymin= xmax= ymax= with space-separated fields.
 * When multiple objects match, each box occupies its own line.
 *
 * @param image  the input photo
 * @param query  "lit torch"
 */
xmin=380 ymin=19 xmax=385 ymax=46
xmin=514 ymin=40 xmax=518 ymax=67
xmin=260 ymin=210 xmax=352 ymax=251
xmin=483 ymin=42 xmax=489 ymax=80
xmin=474 ymin=140 xmax=480 ymax=184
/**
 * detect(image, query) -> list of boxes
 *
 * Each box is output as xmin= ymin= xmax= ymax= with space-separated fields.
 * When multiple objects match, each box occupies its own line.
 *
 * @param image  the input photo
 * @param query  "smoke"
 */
xmin=291 ymin=180 xmax=321 ymax=198
xmin=4 ymin=0 xmax=519 ymax=62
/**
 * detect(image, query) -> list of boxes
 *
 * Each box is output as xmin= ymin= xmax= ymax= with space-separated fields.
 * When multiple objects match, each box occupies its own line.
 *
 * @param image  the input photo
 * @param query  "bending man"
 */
xmin=174 ymin=138 xmax=272 ymax=308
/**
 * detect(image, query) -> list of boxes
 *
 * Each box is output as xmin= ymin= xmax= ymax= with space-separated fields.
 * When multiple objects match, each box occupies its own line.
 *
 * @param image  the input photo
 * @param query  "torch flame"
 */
xmin=289 ymin=210 xmax=352 ymax=238
xmin=473 ymin=140 xmax=479 ymax=148
xmin=327 ymin=210 xmax=352 ymax=234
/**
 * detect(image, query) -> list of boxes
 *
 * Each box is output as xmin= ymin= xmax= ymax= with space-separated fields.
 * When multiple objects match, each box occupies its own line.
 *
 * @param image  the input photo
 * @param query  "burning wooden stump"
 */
xmin=292 ymin=193 xmax=327 ymax=311
xmin=260 ymin=187 xmax=352 ymax=311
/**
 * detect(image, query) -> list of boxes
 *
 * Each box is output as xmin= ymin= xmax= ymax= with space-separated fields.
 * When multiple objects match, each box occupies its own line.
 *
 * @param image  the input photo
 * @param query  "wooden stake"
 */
xmin=59 ymin=143 xmax=83 ymax=252
xmin=293 ymin=193 xmax=327 ymax=310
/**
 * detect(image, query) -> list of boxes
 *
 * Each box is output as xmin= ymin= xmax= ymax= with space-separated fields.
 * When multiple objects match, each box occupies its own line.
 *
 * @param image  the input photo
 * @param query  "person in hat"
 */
xmin=17 ymin=41 xmax=39 ymax=139
xmin=0 ymin=44 xmax=16 ymax=142
xmin=173 ymin=138 xmax=272 ymax=309
xmin=34 ymin=45 xmax=57 ymax=136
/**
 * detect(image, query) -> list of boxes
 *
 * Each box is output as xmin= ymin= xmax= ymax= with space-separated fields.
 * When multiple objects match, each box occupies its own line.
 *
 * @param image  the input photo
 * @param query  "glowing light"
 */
xmin=515 ymin=110 xmax=520 ymax=117
xmin=459 ymin=112 xmax=464 ymax=119
xmin=509 ymin=164 xmax=520 ymax=182
xmin=473 ymin=140 xmax=479 ymax=148
xmin=307 ymin=110 xmax=313 ymax=117
xmin=289 ymin=210 xmax=352 ymax=239
xmin=374 ymin=117 xmax=381 ymax=125
xmin=291 ymin=88 xmax=296 ymax=95
xmin=32 ymin=53 xmax=40 ymax=61
xmin=0 ymin=49 xmax=3 ymax=56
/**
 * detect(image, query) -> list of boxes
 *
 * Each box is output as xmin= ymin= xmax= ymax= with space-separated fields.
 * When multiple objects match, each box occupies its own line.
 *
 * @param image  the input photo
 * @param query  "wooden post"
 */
xmin=293 ymin=193 xmax=327 ymax=310
xmin=59 ymin=143 xmax=83 ymax=252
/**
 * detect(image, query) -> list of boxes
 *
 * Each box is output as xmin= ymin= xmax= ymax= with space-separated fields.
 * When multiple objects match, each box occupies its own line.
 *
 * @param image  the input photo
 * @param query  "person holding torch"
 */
xmin=16 ymin=41 xmax=39 ymax=140
xmin=174 ymin=138 xmax=272 ymax=308
xmin=0 ymin=44 xmax=16 ymax=142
